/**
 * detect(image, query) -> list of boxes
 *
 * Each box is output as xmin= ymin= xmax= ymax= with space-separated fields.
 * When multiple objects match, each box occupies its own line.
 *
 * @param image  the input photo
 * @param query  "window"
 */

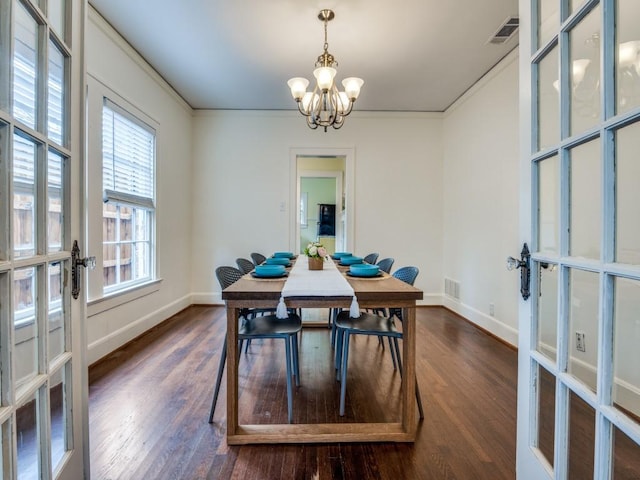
xmin=101 ymin=99 xmax=155 ymax=293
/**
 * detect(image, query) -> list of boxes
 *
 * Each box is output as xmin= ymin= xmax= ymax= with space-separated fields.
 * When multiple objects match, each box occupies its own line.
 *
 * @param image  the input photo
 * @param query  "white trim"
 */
xmin=190 ymin=292 xmax=224 ymax=305
xmin=192 ymin=109 xmax=443 ymax=120
xmin=87 ymin=293 xmax=191 ymax=364
xmin=87 ymin=278 xmax=162 ymax=317
xmin=87 ymin=6 xmax=192 ymax=113
xmin=444 ymin=48 xmax=519 ymax=117
xmin=443 ymin=296 xmax=519 ymax=346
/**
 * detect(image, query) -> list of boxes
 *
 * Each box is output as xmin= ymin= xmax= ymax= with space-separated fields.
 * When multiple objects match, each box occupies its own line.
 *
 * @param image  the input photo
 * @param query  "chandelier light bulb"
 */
xmin=301 ymin=91 xmax=317 ymax=111
xmin=287 ymin=77 xmax=309 ymax=101
xmin=314 ymin=67 xmax=337 ymax=91
xmin=336 ymin=91 xmax=350 ymax=114
xmin=342 ymin=77 xmax=364 ymax=100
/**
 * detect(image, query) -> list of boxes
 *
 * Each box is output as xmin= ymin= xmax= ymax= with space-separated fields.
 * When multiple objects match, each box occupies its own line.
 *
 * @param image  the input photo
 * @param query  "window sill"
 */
xmin=87 ymin=278 xmax=163 ymax=317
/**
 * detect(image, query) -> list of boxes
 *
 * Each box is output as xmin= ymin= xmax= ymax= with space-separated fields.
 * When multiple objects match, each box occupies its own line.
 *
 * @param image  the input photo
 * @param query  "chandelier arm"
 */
xmin=296 ymin=100 xmax=312 ymax=117
xmin=306 ymin=116 xmax=319 ymax=129
xmin=341 ymin=100 xmax=355 ymax=117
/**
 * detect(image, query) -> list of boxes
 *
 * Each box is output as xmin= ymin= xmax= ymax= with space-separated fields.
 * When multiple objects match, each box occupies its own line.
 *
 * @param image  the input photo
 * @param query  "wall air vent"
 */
xmin=488 ymin=16 xmax=519 ymax=44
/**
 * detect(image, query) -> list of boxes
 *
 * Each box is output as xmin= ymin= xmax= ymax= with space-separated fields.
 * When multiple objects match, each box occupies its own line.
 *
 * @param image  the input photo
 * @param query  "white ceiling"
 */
xmin=88 ymin=0 xmax=519 ymax=112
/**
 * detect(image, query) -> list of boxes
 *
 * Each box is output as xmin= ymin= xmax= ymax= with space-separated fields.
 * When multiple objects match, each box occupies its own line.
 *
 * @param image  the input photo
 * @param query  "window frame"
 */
xmin=85 ymin=78 xmax=160 ymax=308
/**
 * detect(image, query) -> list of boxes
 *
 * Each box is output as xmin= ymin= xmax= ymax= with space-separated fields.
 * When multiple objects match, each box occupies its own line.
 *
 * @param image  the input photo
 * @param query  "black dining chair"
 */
xmin=376 ymin=257 xmax=394 ymax=274
xmin=208 ymin=266 xmax=302 ymax=424
xmin=333 ymin=266 xmax=424 ymax=418
xmin=250 ymin=252 xmax=267 ymax=266
xmin=236 ymin=257 xmax=255 ymax=274
xmin=363 ymin=252 xmax=379 ymax=265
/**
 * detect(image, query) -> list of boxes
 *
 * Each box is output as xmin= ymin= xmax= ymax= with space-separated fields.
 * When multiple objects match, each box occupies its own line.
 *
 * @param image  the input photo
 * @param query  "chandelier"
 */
xmin=287 ymin=9 xmax=364 ymax=132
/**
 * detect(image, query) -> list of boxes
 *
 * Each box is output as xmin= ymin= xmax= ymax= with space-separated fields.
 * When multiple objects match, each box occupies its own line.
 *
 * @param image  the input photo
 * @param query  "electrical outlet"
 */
xmin=489 ymin=303 xmax=495 ymax=317
xmin=576 ymin=332 xmax=586 ymax=352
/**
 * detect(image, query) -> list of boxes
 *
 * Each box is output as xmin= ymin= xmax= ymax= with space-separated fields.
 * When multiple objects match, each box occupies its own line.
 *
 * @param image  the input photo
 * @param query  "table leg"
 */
xmin=402 ymin=306 xmax=417 ymax=438
xmin=226 ymin=306 xmax=239 ymax=436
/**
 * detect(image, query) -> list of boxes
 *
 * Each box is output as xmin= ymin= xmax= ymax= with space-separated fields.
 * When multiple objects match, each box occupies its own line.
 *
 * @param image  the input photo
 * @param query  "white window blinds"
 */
xmin=102 ymin=99 xmax=155 ymax=208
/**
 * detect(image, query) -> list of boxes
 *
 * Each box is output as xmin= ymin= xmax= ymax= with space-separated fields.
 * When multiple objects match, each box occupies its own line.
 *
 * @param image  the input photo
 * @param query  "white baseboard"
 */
xmin=418 ymin=293 xmax=442 ymax=306
xmin=191 ymin=292 xmax=223 ymax=305
xmin=88 ymin=294 xmax=192 ymax=364
xmin=441 ymin=295 xmax=518 ymax=347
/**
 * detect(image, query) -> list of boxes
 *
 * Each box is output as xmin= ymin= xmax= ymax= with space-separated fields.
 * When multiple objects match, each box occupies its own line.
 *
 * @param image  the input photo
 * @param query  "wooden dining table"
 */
xmin=221 ymin=261 xmax=423 ymax=445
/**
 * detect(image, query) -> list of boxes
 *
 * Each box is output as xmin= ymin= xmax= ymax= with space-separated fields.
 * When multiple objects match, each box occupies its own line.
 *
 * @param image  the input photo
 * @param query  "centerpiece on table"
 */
xmin=304 ymin=242 xmax=328 ymax=270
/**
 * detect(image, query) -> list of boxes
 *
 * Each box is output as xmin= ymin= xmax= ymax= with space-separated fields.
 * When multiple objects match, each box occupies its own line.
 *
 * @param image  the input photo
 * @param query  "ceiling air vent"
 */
xmin=488 ymin=16 xmax=519 ymax=44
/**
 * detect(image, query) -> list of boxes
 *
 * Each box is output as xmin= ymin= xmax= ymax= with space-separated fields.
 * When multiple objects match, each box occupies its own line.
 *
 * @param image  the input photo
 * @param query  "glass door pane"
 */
xmin=538 ymin=155 xmax=559 ymax=254
xmin=616 ymin=0 xmax=640 ymax=115
xmin=613 ymin=276 xmax=640 ymax=419
xmin=13 ymin=2 xmax=39 ymax=130
xmin=568 ymin=391 xmax=595 ymax=479
xmin=13 ymin=134 xmax=37 ymax=259
xmin=569 ymin=5 xmax=601 ymax=136
xmin=537 ymin=261 xmax=559 ymax=362
xmin=537 ymin=49 xmax=560 ymax=150
xmin=615 ymin=121 xmax=640 ymax=265
xmin=569 ymin=139 xmax=601 ymax=259
xmin=568 ymin=268 xmax=599 ymax=392
xmin=14 ymin=266 xmax=38 ymax=388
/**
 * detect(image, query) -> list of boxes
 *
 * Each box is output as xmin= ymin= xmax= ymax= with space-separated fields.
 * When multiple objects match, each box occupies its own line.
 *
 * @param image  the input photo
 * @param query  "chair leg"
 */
xmin=284 ymin=336 xmax=294 ymax=424
xmin=335 ymin=328 xmax=344 ymax=380
xmin=339 ymin=332 xmax=351 ymax=416
xmin=330 ymin=309 xmax=339 ymax=348
xmin=208 ymin=334 xmax=228 ymax=423
xmin=393 ymin=337 xmax=403 ymax=376
xmin=415 ymin=379 xmax=425 ymax=420
xmin=388 ymin=337 xmax=398 ymax=370
xmin=291 ymin=333 xmax=300 ymax=387
xmin=238 ymin=339 xmax=245 ymax=359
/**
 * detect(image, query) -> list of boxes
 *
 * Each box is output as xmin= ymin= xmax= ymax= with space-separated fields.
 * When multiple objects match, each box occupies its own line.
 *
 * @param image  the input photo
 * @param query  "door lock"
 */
xmin=71 ymin=240 xmax=96 ymax=299
xmin=506 ymin=243 xmax=531 ymax=300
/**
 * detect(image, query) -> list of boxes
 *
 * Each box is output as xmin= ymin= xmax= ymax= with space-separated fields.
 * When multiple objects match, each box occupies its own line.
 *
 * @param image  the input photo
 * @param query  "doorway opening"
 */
xmin=290 ymin=150 xmax=355 ymax=325
xmin=290 ymin=149 xmax=354 ymax=255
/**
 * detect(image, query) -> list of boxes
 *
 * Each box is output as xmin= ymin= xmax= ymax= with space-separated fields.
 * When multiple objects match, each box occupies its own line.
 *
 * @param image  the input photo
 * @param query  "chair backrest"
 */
xmin=236 ymin=257 xmax=255 ymax=274
xmin=389 ymin=266 xmax=419 ymax=321
xmin=251 ymin=252 xmax=267 ymax=266
xmin=392 ymin=266 xmax=419 ymax=286
xmin=363 ymin=253 xmax=379 ymax=264
xmin=215 ymin=266 xmax=243 ymax=290
xmin=376 ymin=257 xmax=395 ymax=274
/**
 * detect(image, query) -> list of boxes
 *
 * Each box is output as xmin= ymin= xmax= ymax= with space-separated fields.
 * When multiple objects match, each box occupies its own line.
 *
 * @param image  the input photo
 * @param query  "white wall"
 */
xmin=190 ymin=111 xmax=444 ymax=304
xmin=442 ymin=51 xmax=520 ymax=345
xmin=83 ymin=8 xmax=522 ymax=364
xmin=85 ymin=8 xmax=194 ymax=364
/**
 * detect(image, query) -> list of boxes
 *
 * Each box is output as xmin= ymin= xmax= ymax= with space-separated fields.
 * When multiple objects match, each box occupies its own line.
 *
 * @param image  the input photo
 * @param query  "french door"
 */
xmin=0 ymin=0 xmax=87 ymax=478
xmin=517 ymin=0 xmax=640 ymax=478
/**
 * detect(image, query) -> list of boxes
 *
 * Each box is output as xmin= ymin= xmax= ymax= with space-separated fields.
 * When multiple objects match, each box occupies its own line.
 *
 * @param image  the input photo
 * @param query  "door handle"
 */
xmin=506 ymin=243 xmax=531 ymax=300
xmin=71 ymin=240 xmax=96 ymax=299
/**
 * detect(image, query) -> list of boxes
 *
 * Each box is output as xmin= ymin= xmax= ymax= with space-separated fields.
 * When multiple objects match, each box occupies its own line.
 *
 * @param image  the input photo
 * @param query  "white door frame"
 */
xmin=296 ymin=170 xmax=343 ymax=254
xmin=289 ymin=147 xmax=355 ymax=254
xmin=1 ymin=0 xmax=88 ymax=478
xmin=516 ymin=0 xmax=640 ymax=478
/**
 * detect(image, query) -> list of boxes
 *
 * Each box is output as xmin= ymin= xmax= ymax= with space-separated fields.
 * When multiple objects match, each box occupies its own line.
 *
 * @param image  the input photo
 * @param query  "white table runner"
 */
xmin=276 ymin=256 xmax=360 ymax=318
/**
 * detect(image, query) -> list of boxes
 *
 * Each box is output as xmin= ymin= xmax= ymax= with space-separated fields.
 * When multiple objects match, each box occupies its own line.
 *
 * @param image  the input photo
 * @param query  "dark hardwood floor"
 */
xmin=89 ymin=306 xmax=519 ymax=479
